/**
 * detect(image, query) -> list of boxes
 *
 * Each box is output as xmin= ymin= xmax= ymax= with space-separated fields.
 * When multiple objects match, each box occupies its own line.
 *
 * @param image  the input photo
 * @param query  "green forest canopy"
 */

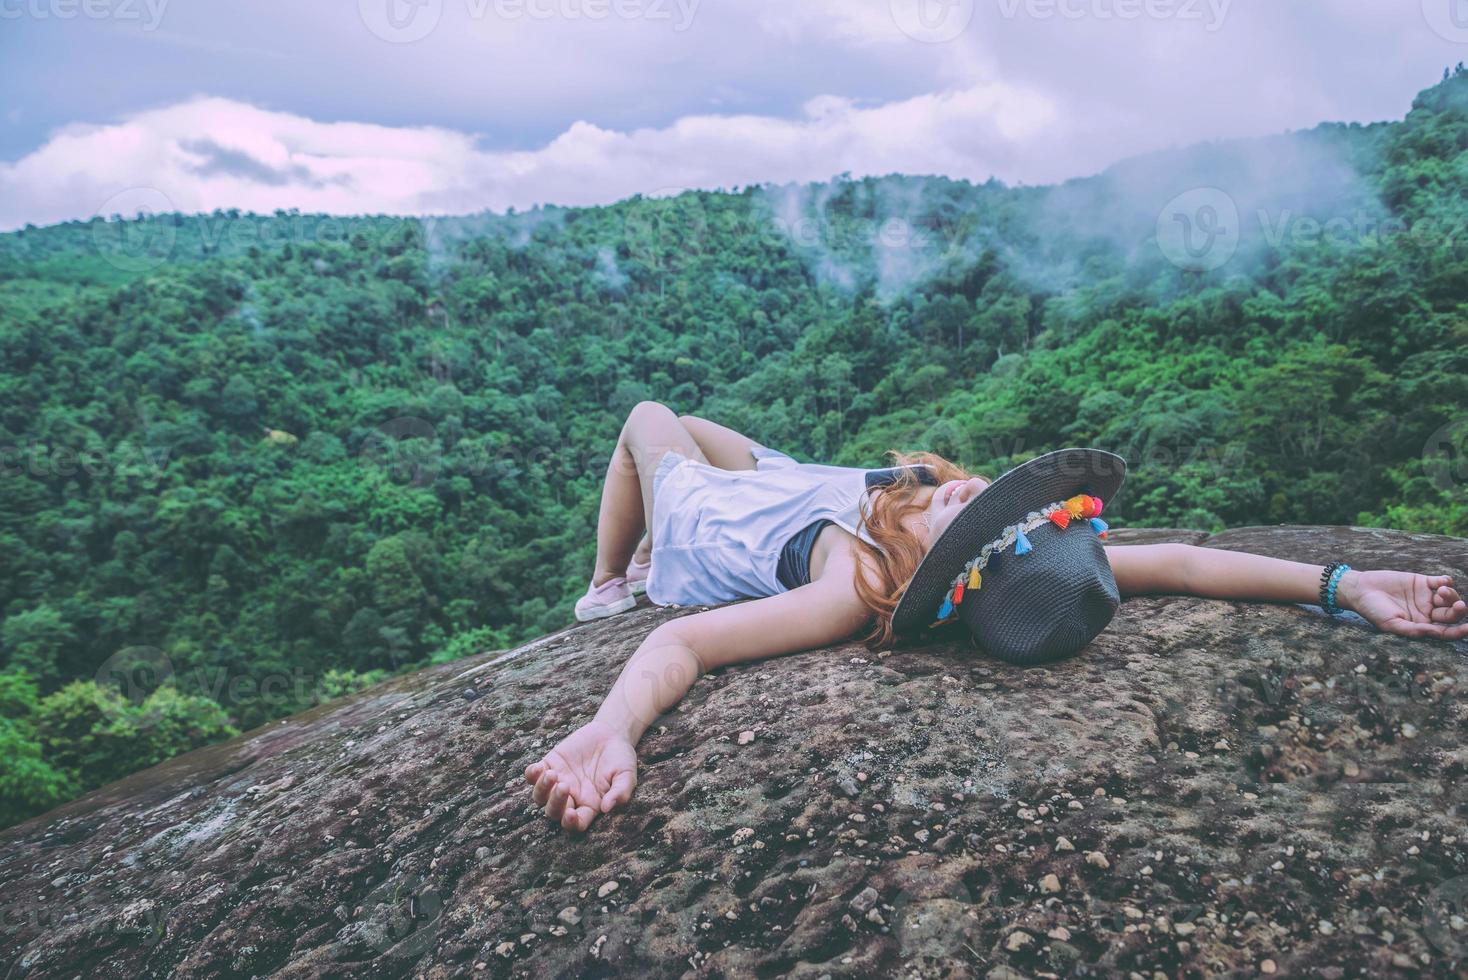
xmin=1 ymin=70 xmax=1466 ymax=826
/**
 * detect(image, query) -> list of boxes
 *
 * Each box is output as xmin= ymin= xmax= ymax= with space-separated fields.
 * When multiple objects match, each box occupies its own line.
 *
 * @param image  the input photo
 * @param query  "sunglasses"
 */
xmin=864 ymin=464 xmax=940 ymax=490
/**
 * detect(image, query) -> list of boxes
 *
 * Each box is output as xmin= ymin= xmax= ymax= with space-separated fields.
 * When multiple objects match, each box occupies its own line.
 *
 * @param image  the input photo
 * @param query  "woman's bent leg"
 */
xmin=677 ymin=414 xmax=763 ymax=471
xmin=592 ymin=402 xmax=706 ymax=587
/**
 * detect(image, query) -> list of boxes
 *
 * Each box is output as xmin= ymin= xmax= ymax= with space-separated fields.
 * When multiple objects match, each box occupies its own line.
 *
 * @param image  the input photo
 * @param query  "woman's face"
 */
xmin=903 ymin=477 xmax=991 ymax=551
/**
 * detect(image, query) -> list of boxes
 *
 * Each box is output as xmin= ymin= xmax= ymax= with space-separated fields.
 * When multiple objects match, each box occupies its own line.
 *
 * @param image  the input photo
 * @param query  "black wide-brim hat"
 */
xmin=891 ymin=448 xmax=1127 ymax=666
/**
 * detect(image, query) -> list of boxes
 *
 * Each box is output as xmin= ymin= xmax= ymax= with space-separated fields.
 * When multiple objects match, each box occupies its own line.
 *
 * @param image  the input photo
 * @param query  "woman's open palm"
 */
xmin=1348 ymin=571 xmax=1468 ymax=641
xmin=524 ymin=720 xmax=638 ymax=832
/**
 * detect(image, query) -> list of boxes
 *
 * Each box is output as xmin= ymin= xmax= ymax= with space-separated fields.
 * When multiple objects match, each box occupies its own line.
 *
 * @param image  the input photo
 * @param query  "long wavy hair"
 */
xmin=851 ymin=449 xmax=986 ymax=650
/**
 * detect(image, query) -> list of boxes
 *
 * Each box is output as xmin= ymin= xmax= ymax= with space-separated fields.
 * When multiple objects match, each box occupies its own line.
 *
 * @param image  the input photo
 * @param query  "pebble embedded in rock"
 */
xmin=1085 ymin=851 xmax=1110 ymax=869
xmin=1005 ymin=930 xmax=1033 ymax=951
xmin=597 ymin=881 xmax=619 ymax=899
xmin=738 ymin=730 xmax=755 ymax=745
xmin=557 ymin=907 xmax=581 ymax=926
xmin=1056 ymin=837 xmax=1075 ymax=852
xmin=1039 ymin=873 xmax=1061 ymax=894
xmin=849 ymin=886 xmax=878 ymax=913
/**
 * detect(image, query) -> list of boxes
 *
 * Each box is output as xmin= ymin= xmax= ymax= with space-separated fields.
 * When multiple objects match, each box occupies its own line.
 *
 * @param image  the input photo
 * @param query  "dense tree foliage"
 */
xmin=2 ymin=71 xmax=1466 ymax=826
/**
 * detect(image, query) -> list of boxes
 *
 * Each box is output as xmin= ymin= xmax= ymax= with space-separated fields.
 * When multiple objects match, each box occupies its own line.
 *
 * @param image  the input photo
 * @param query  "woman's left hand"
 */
xmin=1339 ymin=570 xmax=1468 ymax=641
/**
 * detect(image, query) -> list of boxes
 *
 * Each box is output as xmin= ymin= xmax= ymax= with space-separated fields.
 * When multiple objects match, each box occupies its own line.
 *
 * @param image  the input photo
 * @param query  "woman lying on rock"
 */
xmin=525 ymin=401 xmax=1467 ymax=832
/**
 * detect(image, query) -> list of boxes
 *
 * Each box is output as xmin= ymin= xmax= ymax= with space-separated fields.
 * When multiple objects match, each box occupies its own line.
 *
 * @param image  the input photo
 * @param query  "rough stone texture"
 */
xmin=3 ymin=525 xmax=1467 ymax=979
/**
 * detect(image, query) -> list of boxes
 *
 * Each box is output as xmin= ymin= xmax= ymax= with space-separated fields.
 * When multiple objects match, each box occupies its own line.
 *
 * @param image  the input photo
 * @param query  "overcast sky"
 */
xmin=2 ymin=1 xmax=1466 ymax=229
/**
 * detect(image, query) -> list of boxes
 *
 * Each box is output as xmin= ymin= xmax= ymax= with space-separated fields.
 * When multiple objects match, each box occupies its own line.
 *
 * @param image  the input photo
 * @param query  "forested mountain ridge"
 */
xmin=1 ymin=70 xmax=1465 ymax=826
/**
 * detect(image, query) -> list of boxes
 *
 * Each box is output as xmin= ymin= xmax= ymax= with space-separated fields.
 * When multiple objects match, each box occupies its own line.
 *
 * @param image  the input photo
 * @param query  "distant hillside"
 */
xmin=0 ymin=70 xmax=1465 ymax=826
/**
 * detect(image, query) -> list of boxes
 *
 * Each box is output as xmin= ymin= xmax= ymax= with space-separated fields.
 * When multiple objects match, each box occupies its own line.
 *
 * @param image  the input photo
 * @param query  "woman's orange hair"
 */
xmin=851 ymin=449 xmax=985 ymax=650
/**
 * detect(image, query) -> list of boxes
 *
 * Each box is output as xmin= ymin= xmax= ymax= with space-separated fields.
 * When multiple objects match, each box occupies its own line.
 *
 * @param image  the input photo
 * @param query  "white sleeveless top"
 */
xmin=645 ymin=445 xmax=880 ymax=606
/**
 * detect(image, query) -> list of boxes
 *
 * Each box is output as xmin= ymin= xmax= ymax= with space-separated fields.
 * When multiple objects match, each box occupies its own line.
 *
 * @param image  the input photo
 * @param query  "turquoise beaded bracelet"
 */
xmin=1321 ymin=561 xmax=1351 ymax=616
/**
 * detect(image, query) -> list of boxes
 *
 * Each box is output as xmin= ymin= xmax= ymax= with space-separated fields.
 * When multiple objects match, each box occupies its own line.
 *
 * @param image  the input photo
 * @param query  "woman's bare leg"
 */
xmin=621 ymin=415 xmax=758 ymax=567
xmin=592 ymin=402 xmax=707 ymax=587
xmin=677 ymin=414 xmax=764 ymax=471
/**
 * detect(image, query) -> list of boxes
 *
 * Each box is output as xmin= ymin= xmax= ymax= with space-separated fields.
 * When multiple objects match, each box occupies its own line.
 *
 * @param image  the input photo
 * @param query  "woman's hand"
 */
xmin=1339 ymin=570 xmax=1468 ymax=641
xmin=523 ymin=720 xmax=638 ymax=832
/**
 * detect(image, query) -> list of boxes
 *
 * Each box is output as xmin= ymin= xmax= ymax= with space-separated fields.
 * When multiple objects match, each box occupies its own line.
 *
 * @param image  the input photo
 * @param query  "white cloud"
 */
xmin=0 ymin=83 xmax=1064 ymax=229
xmin=5 ymin=0 xmax=1457 ymax=230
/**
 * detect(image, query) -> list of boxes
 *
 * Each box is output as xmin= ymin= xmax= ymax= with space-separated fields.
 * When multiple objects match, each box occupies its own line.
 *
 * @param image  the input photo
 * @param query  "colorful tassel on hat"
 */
xmin=1048 ymin=509 xmax=1071 ymax=529
xmin=937 ymin=596 xmax=954 ymax=619
xmin=1014 ymin=527 xmax=1032 ymax=555
xmin=953 ymin=581 xmax=965 ymax=604
xmin=1064 ymin=495 xmax=1088 ymax=518
xmin=1089 ymin=517 xmax=1108 ymax=535
xmin=968 ymin=566 xmax=981 ymax=590
xmin=1091 ymin=496 xmax=1104 ymax=517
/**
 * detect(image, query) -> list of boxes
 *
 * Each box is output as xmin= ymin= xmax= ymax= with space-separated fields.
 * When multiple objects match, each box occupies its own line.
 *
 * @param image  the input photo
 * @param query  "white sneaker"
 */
xmin=574 ymin=576 xmax=637 ymax=621
xmin=625 ymin=556 xmax=651 ymax=596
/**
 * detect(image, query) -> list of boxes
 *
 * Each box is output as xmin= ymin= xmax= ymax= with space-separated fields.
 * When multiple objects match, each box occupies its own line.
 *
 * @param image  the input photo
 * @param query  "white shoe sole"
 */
xmin=574 ymin=594 xmax=637 ymax=622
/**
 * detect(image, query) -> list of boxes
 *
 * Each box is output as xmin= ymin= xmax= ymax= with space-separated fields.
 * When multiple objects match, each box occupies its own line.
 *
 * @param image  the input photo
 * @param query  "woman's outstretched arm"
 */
xmin=1106 ymin=543 xmax=1468 ymax=641
xmin=524 ymin=549 xmax=872 ymax=833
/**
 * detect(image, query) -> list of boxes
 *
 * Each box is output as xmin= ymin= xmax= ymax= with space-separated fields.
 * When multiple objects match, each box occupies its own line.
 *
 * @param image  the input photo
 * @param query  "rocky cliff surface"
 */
xmin=2 ymin=526 xmax=1467 ymax=979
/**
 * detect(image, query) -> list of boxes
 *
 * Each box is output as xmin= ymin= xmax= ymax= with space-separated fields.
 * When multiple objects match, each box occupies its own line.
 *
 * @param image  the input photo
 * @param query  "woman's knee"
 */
xmin=622 ymin=401 xmax=700 ymax=457
xmin=620 ymin=401 xmax=671 ymax=438
xmin=628 ymin=400 xmax=676 ymax=426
